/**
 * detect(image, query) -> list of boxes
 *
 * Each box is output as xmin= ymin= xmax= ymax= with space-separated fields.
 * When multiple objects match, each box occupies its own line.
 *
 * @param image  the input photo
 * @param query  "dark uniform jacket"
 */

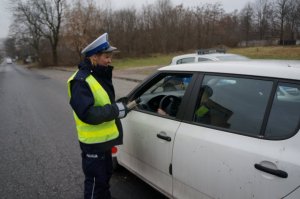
xmin=69 ymin=59 xmax=123 ymax=153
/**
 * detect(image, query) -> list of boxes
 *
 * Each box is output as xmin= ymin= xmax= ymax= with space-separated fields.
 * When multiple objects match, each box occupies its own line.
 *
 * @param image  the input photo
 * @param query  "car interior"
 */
xmin=137 ymin=74 xmax=192 ymax=117
xmin=194 ymin=76 xmax=273 ymax=136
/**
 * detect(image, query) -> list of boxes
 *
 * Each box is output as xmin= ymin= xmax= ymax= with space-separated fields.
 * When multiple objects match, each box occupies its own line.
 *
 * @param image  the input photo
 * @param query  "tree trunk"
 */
xmin=52 ymin=45 xmax=58 ymax=66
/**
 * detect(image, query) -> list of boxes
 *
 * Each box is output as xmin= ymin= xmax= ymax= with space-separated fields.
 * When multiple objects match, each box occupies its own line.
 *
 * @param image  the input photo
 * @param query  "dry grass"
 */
xmin=113 ymin=54 xmax=177 ymax=68
xmin=228 ymin=46 xmax=300 ymax=60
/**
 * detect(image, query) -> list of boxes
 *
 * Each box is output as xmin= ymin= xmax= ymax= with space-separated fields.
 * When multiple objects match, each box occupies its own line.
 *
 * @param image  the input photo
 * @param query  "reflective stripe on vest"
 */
xmin=67 ymin=70 xmax=119 ymax=144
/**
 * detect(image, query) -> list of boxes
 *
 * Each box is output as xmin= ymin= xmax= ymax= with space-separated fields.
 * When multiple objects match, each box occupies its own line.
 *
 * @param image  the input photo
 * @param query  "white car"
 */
xmin=6 ymin=58 xmax=13 ymax=64
xmin=170 ymin=50 xmax=249 ymax=65
xmin=116 ymin=60 xmax=300 ymax=199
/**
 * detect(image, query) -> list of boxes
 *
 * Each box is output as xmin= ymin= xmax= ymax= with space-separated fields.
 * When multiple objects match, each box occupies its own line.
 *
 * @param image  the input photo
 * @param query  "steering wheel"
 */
xmin=159 ymin=95 xmax=181 ymax=116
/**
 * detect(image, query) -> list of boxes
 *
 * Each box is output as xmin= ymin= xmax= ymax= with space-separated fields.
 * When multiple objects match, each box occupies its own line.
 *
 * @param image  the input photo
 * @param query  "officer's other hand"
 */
xmin=115 ymin=102 xmax=128 ymax=118
xmin=126 ymin=98 xmax=141 ymax=111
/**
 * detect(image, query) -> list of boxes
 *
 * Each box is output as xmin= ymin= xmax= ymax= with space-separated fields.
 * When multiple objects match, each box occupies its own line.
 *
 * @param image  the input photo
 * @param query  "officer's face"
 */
xmin=94 ymin=53 xmax=113 ymax=66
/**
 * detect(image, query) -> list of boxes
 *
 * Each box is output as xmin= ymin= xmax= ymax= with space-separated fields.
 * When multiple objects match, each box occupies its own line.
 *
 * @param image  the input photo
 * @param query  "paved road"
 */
xmin=0 ymin=63 xmax=166 ymax=199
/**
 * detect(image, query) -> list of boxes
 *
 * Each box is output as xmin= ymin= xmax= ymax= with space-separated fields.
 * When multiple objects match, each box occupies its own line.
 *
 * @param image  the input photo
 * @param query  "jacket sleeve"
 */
xmin=69 ymin=80 xmax=120 ymax=125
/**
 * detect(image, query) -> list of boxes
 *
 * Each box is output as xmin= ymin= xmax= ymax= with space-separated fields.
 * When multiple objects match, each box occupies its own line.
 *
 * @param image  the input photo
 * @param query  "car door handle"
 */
xmin=157 ymin=132 xmax=171 ymax=142
xmin=254 ymin=164 xmax=288 ymax=178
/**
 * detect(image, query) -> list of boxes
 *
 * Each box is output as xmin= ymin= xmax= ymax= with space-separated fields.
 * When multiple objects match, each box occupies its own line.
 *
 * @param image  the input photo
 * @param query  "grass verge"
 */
xmin=228 ymin=46 xmax=300 ymax=60
xmin=113 ymin=54 xmax=177 ymax=68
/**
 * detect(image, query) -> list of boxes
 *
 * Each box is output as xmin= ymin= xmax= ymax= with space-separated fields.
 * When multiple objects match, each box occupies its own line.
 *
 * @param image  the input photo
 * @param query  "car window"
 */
xmin=138 ymin=74 xmax=192 ymax=117
xmin=216 ymin=55 xmax=249 ymax=61
xmin=198 ymin=57 xmax=211 ymax=62
xmin=176 ymin=57 xmax=195 ymax=64
xmin=193 ymin=75 xmax=273 ymax=136
xmin=265 ymin=83 xmax=300 ymax=139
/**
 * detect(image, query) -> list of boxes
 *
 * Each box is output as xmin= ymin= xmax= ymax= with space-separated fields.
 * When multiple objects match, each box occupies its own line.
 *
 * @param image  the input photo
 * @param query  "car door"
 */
xmin=172 ymin=74 xmax=300 ymax=199
xmin=117 ymin=72 xmax=194 ymax=196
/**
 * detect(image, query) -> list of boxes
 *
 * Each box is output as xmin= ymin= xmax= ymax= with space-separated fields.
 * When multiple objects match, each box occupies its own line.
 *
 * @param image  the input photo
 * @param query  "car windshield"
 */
xmin=216 ymin=55 xmax=249 ymax=61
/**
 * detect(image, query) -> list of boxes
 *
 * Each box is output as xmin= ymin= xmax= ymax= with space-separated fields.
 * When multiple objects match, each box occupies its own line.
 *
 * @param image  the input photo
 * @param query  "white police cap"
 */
xmin=81 ymin=33 xmax=117 ymax=57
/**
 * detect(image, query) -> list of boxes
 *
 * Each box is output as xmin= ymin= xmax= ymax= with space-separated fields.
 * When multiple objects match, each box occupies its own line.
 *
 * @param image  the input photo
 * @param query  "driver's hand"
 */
xmin=157 ymin=108 xmax=168 ymax=116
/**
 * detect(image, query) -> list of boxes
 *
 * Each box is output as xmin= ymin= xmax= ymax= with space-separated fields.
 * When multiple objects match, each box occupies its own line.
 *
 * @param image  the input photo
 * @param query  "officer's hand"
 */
xmin=126 ymin=98 xmax=141 ymax=111
xmin=115 ymin=102 xmax=128 ymax=118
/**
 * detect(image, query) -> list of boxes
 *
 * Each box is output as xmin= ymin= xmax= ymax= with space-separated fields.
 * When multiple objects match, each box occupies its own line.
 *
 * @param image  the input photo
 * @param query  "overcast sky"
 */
xmin=0 ymin=0 xmax=254 ymax=39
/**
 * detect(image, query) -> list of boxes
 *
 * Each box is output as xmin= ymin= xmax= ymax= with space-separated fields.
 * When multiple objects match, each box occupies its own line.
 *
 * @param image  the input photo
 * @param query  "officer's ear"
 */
xmin=89 ymin=55 xmax=98 ymax=66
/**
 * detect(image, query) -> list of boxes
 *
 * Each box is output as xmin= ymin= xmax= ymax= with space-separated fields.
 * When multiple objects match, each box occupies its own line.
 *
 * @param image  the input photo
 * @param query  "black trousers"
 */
xmin=82 ymin=150 xmax=113 ymax=199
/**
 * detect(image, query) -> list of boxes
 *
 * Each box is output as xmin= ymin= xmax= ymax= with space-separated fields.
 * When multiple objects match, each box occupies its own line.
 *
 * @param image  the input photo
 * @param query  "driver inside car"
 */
xmin=157 ymin=107 xmax=168 ymax=115
xmin=157 ymin=95 xmax=182 ymax=116
xmin=156 ymin=76 xmax=192 ymax=116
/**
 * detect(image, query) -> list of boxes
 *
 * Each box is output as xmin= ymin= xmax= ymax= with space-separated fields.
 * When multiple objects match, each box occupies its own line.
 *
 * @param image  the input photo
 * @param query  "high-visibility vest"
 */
xmin=195 ymin=105 xmax=209 ymax=117
xmin=67 ymin=70 xmax=119 ymax=144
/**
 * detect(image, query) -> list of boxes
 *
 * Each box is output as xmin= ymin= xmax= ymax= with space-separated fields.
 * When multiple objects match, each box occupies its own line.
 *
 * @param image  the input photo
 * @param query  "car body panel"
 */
xmin=119 ymin=110 xmax=181 ymax=196
xmin=173 ymin=123 xmax=300 ymax=199
xmin=283 ymin=186 xmax=300 ymax=199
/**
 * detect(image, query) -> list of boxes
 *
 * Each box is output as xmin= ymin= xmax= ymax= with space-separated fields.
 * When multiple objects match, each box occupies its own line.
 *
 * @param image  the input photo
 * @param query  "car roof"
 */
xmin=197 ymin=53 xmax=249 ymax=61
xmin=171 ymin=53 xmax=249 ymax=62
xmin=172 ymin=53 xmax=233 ymax=58
xmin=160 ymin=60 xmax=300 ymax=80
xmin=172 ymin=53 xmax=196 ymax=59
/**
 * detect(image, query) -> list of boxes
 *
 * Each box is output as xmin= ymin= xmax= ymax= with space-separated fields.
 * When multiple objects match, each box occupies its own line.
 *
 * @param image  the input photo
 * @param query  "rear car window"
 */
xmin=176 ymin=57 xmax=195 ymax=64
xmin=193 ymin=75 xmax=273 ymax=136
xmin=216 ymin=55 xmax=249 ymax=61
xmin=198 ymin=57 xmax=211 ymax=62
xmin=265 ymin=83 xmax=300 ymax=139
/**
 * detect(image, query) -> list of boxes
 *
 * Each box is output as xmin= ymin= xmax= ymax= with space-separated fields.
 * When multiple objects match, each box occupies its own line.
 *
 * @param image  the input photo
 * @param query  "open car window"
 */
xmin=137 ymin=73 xmax=192 ymax=117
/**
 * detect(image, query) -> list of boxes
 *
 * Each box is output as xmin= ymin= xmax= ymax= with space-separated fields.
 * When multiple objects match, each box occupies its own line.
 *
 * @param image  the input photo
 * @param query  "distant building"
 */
xmin=238 ymin=40 xmax=278 ymax=47
xmin=238 ymin=39 xmax=300 ymax=47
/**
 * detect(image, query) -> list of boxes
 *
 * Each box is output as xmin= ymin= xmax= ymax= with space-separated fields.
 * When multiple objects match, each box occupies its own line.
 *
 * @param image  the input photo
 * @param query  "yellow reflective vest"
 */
xmin=67 ymin=70 xmax=119 ymax=144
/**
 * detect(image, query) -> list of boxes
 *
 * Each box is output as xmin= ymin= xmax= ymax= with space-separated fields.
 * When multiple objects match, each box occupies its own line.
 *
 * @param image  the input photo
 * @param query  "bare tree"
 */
xmin=34 ymin=0 xmax=65 ymax=65
xmin=285 ymin=0 xmax=300 ymax=40
xmin=218 ymin=11 xmax=241 ymax=46
xmin=193 ymin=6 xmax=205 ymax=48
xmin=111 ymin=8 xmax=138 ymax=55
xmin=9 ymin=23 xmax=41 ymax=62
xmin=10 ymin=0 xmax=43 ymax=62
xmin=64 ymin=0 xmax=100 ymax=61
xmin=240 ymin=3 xmax=254 ymax=46
xmin=273 ymin=0 xmax=291 ymax=43
xmin=8 ymin=0 xmax=300 ymax=65
xmin=253 ymin=0 xmax=271 ymax=39
xmin=154 ymin=0 xmax=173 ymax=53
xmin=4 ymin=38 xmax=17 ymax=58
xmin=10 ymin=0 xmax=65 ymax=65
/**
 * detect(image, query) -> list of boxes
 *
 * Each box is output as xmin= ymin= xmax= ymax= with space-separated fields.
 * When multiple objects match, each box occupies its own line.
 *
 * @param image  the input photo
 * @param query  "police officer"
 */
xmin=67 ymin=33 xmax=128 ymax=199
